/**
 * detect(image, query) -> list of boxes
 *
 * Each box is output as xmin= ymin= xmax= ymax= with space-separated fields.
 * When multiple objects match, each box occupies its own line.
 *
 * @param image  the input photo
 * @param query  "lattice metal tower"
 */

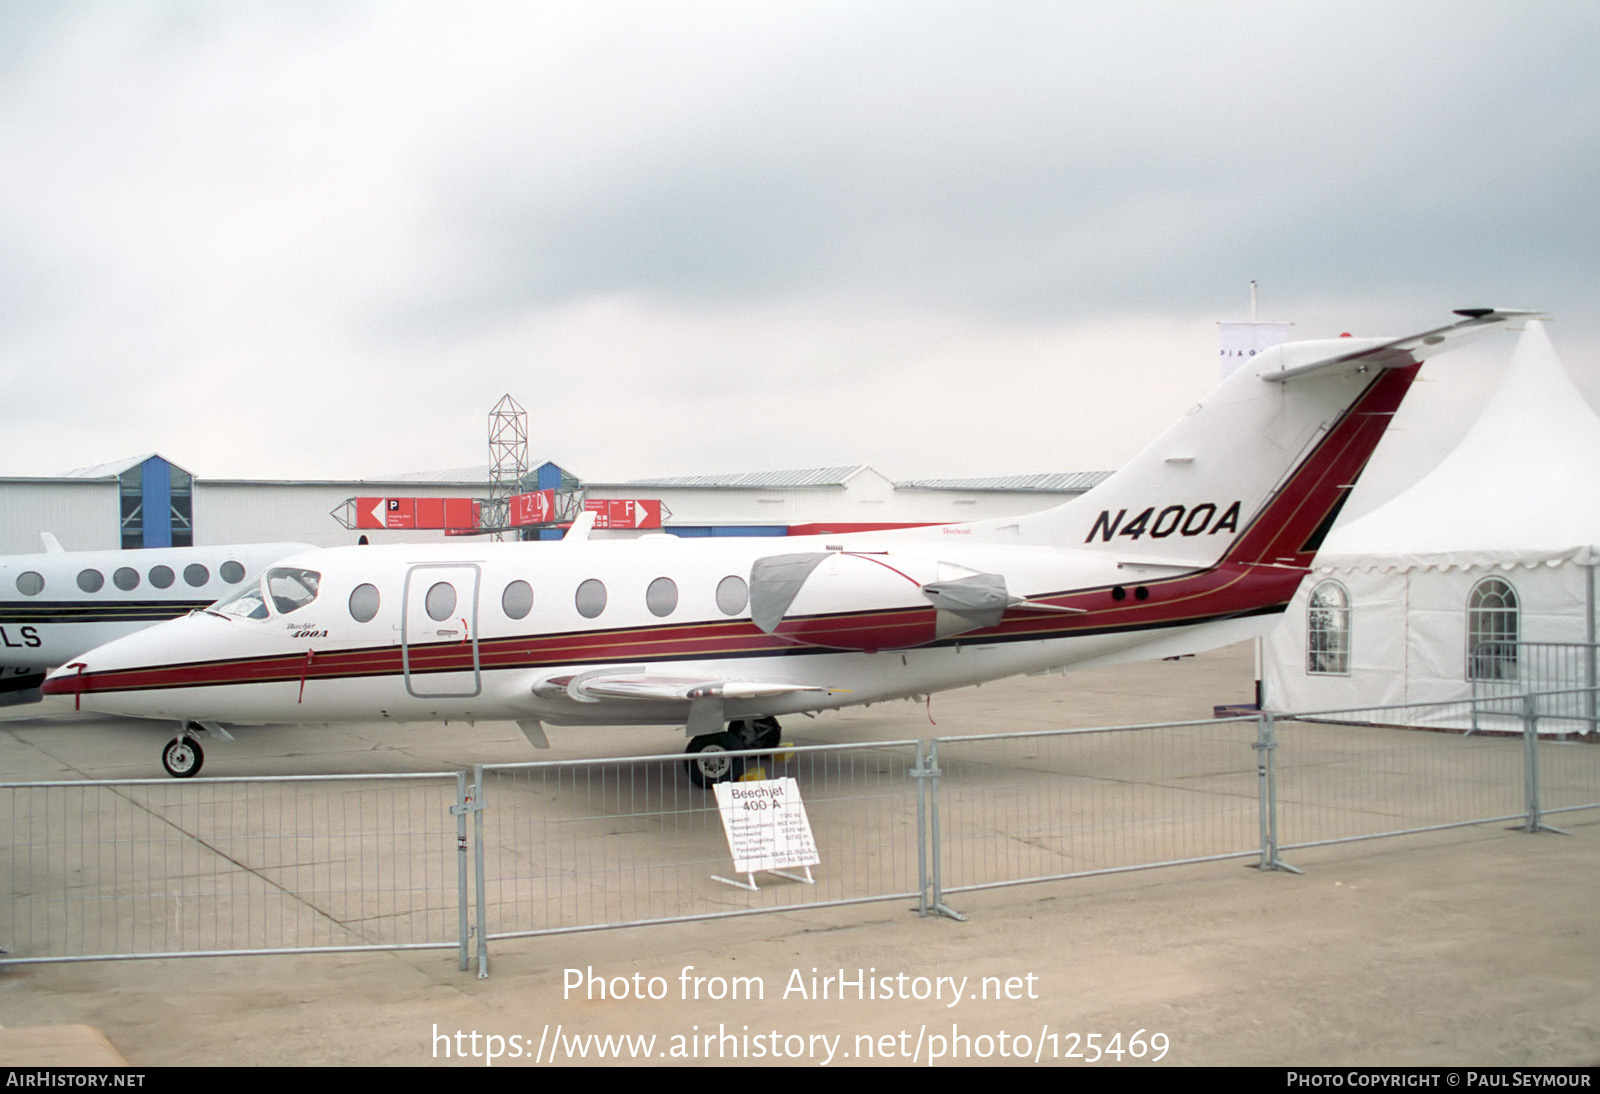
xmin=486 ymin=394 xmax=529 ymax=540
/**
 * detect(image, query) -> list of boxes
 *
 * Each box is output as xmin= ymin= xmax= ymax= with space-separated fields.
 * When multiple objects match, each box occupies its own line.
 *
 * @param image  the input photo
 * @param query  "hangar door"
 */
xmin=402 ymin=563 xmax=481 ymax=698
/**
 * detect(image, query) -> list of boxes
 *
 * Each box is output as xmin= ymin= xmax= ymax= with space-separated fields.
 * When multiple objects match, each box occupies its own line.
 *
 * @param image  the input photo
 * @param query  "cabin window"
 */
xmin=184 ymin=564 xmax=209 ymax=587
xmin=1467 ymin=577 xmax=1519 ymax=681
xmin=267 ymin=567 xmax=322 ymax=616
xmin=149 ymin=565 xmax=175 ymax=589
xmin=114 ymin=567 xmax=140 ymax=591
xmin=502 ymin=580 xmax=533 ymax=620
xmin=77 ymin=568 xmax=105 ymax=593
xmin=348 ymin=583 xmax=381 ymax=623
xmin=646 ymin=577 xmax=678 ymax=617
xmin=1306 ymin=580 xmax=1351 ymax=675
xmin=716 ymin=575 xmax=748 ymax=616
xmin=424 ymin=581 xmax=457 ymax=622
xmin=16 ymin=571 xmax=44 ymax=596
xmin=576 ymin=579 xmax=607 ymax=619
xmin=220 ymin=561 xmax=245 ymax=584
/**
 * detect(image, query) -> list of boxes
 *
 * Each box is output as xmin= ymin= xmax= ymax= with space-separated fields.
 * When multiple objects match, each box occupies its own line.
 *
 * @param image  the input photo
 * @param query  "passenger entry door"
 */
xmin=402 ymin=564 xmax=481 ymax=698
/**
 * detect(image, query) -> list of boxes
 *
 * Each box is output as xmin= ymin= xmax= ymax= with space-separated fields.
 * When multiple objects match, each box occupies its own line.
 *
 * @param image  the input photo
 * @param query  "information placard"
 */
xmin=712 ymin=777 xmax=819 ymax=876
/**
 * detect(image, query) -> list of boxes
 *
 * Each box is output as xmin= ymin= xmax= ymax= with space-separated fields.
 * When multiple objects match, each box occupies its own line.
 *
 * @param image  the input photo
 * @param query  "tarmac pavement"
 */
xmin=2 ymin=643 xmax=1597 ymax=1067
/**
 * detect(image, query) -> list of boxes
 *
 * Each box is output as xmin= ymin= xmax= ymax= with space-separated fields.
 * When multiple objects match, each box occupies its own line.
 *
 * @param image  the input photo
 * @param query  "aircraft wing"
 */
xmin=533 ymin=668 xmax=841 ymax=704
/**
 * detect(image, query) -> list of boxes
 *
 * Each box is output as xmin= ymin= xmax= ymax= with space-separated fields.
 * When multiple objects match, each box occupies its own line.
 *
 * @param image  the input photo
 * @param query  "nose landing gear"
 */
xmin=162 ymin=732 xmax=204 ymax=778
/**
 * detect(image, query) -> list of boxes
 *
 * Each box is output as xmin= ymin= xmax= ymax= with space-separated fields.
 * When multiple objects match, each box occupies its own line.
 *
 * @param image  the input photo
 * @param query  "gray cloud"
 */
xmin=1 ymin=1 xmax=1596 ymax=487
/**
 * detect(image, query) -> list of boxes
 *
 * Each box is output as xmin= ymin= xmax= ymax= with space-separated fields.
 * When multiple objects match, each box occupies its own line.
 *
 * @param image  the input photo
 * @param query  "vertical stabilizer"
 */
xmin=1011 ymin=310 xmax=1531 ymax=567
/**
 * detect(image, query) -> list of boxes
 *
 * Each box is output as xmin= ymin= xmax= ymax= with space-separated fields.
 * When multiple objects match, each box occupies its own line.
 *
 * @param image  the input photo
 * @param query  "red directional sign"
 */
xmin=584 ymin=498 xmax=664 ymax=530
xmin=354 ymin=497 xmax=478 ymax=531
xmin=508 ymin=489 xmax=557 ymax=526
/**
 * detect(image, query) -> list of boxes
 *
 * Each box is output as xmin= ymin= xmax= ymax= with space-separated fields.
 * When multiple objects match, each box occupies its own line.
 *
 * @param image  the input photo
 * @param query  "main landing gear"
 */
xmin=683 ymin=716 xmax=781 ymax=789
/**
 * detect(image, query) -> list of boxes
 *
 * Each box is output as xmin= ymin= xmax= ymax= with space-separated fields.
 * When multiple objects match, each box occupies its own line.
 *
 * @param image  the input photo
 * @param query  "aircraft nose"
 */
xmin=41 ymin=660 xmax=92 ymax=707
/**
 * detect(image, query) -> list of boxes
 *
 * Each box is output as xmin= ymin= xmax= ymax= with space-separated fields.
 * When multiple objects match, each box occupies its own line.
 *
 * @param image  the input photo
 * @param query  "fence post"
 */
xmin=453 ymin=771 xmax=471 ymax=972
xmin=473 ymin=765 xmax=490 ymax=977
xmin=1254 ymin=713 xmax=1300 ymax=873
xmin=1520 ymin=695 xmax=1569 ymax=837
xmin=917 ymin=739 xmax=964 ymax=921
xmin=913 ymin=739 xmax=929 ymax=918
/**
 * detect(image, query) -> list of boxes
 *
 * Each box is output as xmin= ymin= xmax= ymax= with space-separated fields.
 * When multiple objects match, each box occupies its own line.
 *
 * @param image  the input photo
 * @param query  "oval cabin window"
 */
xmin=349 ymin=583 xmax=381 ymax=623
xmin=502 ymin=580 xmax=533 ymax=620
xmin=575 ymin=579 xmax=607 ymax=619
xmin=646 ymin=577 xmax=678 ymax=617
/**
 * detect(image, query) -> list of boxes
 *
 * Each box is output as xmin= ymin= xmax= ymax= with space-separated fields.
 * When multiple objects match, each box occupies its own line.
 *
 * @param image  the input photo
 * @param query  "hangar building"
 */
xmin=0 ymin=457 xmax=1109 ymax=555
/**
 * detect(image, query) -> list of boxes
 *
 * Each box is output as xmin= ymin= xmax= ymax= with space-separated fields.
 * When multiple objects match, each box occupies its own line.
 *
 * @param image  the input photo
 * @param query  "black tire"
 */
xmin=684 ymin=732 xmax=745 ymax=789
xmin=162 ymin=736 xmax=203 ymax=779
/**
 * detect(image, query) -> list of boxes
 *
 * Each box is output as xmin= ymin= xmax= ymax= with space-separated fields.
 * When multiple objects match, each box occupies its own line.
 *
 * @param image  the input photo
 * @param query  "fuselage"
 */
xmin=40 ymin=530 xmax=1295 ymax=728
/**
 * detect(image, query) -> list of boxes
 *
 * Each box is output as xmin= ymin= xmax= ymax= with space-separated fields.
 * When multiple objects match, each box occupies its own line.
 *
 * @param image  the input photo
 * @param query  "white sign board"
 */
xmin=713 ymin=777 xmax=819 ymax=876
xmin=1218 ymin=321 xmax=1294 ymax=379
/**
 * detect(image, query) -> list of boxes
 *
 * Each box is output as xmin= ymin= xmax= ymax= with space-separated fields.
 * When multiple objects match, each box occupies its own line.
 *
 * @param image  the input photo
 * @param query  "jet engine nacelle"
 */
xmin=749 ymin=551 xmax=1018 ymax=652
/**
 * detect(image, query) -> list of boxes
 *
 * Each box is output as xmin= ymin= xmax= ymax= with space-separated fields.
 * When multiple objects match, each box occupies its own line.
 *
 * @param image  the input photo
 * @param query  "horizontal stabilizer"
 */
xmin=1260 ymin=309 xmax=1537 ymax=384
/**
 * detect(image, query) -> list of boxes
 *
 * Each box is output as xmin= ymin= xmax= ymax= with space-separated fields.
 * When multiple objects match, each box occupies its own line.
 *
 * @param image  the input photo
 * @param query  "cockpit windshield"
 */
xmin=206 ymin=567 xmax=321 ymax=621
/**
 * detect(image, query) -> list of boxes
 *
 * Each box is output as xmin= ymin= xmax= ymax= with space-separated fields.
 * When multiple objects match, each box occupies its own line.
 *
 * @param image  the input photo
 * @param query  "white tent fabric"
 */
xmin=1262 ymin=321 xmax=1599 ymax=717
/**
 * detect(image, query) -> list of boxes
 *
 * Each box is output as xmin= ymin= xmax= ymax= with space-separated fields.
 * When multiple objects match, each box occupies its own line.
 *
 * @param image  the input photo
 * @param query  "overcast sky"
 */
xmin=2 ymin=1 xmax=1597 ymax=513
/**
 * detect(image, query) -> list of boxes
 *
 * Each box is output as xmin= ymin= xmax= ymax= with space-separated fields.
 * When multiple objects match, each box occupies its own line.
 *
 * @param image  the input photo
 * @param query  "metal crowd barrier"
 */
xmin=3 ymin=691 xmax=1596 ymax=975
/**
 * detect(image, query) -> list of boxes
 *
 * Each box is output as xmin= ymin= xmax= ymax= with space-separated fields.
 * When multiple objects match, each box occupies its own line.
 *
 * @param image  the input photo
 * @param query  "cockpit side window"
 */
xmin=267 ymin=568 xmax=322 ymax=615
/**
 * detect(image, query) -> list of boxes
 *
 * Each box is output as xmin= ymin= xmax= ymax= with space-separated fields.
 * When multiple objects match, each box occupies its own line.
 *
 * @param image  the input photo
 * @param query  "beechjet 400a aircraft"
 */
xmin=45 ymin=310 xmax=1529 ymax=780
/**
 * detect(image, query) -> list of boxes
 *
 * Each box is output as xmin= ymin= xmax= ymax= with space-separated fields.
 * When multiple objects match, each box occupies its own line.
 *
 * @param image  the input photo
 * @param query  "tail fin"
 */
xmin=1019 ymin=310 xmax=1534 ymax=567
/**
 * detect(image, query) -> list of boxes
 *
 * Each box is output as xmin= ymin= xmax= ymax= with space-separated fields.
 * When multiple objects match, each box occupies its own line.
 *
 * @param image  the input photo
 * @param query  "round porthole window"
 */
xmin=576 ymin=579 xmax=607 ymax=619
xmin=502 ymin=580 xmax=533 ymax=620
xmin=716 ymin=575 xmax=748 ymax=615
xmin=425 ymin=582 xmax=457 ymax=622
xmin=349 ymin=583 xmax=381 ymax=623
xmin=646 ymin=577 xmax=678 ymax=617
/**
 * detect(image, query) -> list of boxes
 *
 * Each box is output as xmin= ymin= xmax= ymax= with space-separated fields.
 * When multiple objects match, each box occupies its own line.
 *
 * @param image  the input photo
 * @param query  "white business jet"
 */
xmin=44 ymin=310 xmax=1527 ymax=780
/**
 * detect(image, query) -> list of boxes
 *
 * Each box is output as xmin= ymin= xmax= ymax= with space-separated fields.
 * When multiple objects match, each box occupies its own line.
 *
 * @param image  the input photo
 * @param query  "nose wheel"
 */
xmin=162 ymin=735 xmax=204 ymax=778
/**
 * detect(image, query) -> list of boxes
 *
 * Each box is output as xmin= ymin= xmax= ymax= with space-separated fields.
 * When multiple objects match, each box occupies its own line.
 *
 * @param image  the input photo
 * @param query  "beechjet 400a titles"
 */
xmin=45 ymin=310 xmax=1530 ymax=780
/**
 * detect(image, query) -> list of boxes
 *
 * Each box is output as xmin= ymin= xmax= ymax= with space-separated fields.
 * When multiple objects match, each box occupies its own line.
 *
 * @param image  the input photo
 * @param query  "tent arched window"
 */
xmin=1307 ymin=580 xmax=1351 ymax=675
xmin=1467 ymin=577 xmax=1520 ymax=681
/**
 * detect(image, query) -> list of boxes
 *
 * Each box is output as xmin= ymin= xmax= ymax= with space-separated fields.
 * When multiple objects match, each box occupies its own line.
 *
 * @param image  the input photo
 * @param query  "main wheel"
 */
xmin=162 ymin=735 xmax=204 ymax=778
xmin=684 ymin=732 xmax=745 ymax=789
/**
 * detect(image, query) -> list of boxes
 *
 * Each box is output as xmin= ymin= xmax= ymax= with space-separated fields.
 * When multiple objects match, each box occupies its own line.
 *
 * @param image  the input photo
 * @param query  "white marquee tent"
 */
xmin=1261 ymin=320 xmax=1599 ymax=723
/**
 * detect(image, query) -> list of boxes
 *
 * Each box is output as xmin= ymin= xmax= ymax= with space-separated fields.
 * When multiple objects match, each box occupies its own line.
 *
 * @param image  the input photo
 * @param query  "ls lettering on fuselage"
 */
xmin=1085 ymin=501 xmax=1242 ymax=544
xmin=0 ymin=626 xmax=42 ymax=649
